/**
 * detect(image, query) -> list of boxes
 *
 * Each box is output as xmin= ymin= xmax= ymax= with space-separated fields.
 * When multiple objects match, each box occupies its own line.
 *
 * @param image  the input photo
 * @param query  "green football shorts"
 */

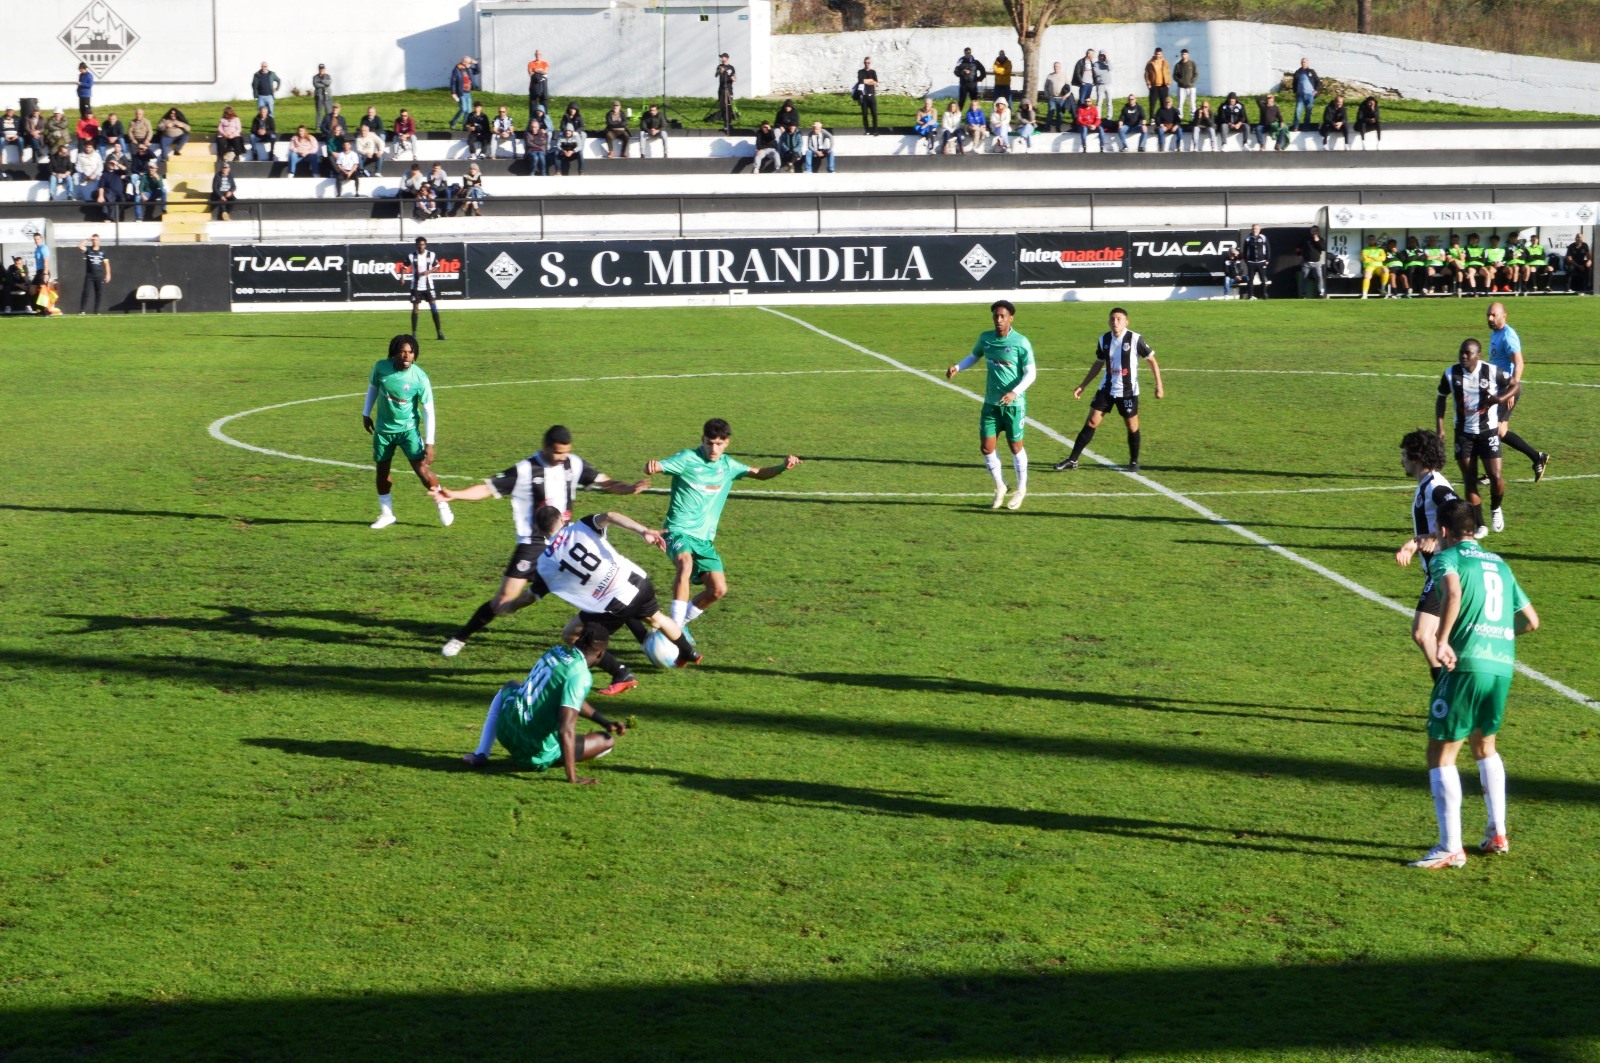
xmin=372 ymin=426 xmax=426 ymax=464
xmin=979 ymin=401 xmax=1025 ymax=443
xmin=1427 ymin=670 xmax=1512 ymax=742
xmin=493 ymin=683 xmax=563 ymax=771
xmin=664 ymin=529 xmax=724 ymax=582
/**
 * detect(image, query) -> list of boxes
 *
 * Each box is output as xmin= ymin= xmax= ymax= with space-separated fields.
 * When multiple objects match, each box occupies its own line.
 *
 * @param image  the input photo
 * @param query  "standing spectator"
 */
xmin=99 ymin=111 xmax=127 ymax=157
xmin=1069 ymin=49 xmax=1095 ymax=108
xmin=1292 ymin=58 xmax=1322 ymax=130
xmin=773 ymin=99 xmax=800 ymax=131
xmin=211 ymin=160 xmax=238 ymax=220
xmin=49 ymin=145 xmax=74 ymax=199
xmin=73 ymin=143 xmax=103 ymax=200
xmin=464 ymin=102 xmax=492 ymax=159
xmin=778 ymin=120 xmax=806 ymax=171
xmin=215 ymin=106 xmax=244 ymax=161
xmin=1152 ymin=98 xmax=1181 ymax=152
xmin=1355 ymin=96 xmax=1382 ymax=149
xmin=527 ymin=51 xmax=551 ymax=119
xmin=1143 ymin=48 xmax=1171 ymax=115
xmin=252 ymin=61 xmax=281 ymax=117
xmin=1242 ymin=223 xmax=1271 ymax=299
xmin=555 ymin=124 xmax=584 ymax=175
xmin=715 ymin=53 xmax=737 ymax=134
xmin=1092 ymin=51 xmax=1113 ymax=115
xmin=1173 ymin=49 xmax=1198 ymax=119
xmin=493 ymin=105 xmax=519 ymax=158
xmin=1256 ymin=94 xmax=1289 ymax=151
xmin=1113 ymin=94 xmax=1147 ymax=152
xmin=1189 ymin=99 xmax=1217 ymax=152
xmin=805 ymin=121 xmax=835 ymax=173
xmin=1217 ymin=92 xmax=1248 ymax=150
xmin=524 ymin=116 xmax=551 ymax=173
xmin=22 ymin=108 xmax=47 ymax=163
xmin=76 ymin=63 xmax=94 ymax=118
xmin=135 ymin=161 xmax=166 ymax=221
xmin=991 ymin=50 xmax=1014 ymax=105
xmin=1564 ymin=233 xmax=1592 ymax=293
xmin=751 ymin=120 xmax=779 ymax=174
xmin=158 ymin=107 xmax=190 ymax=157
xmin=913 ymin=98 xmax=939 ymax=153
xmin=855 ymin=56 xmax=879 ymax=135
xmin=392 ymin=109 xmax=417 ymax=161
xmin=77 ymin=234 xmax=110 ymax=314
xmin=1299 ymin=224 xmax=1326 ymax=298
xmin=1045 ymin=60 xmax=1071 ymax=132
xmin=287 ymin=125 xmax=319 ymax=176
xmin=355 ymin=123 xmax=384 ymax=175
xmin=601 ymin=101 xmax=629 ymax=158
xmin=44 ymin=108 xmax=72 ymax=156
xmin=312 ymin=64 xmax=333 ymax=129
xmin=963 ymin=98 xmax=988 ymax=152
xmin=939 ymin=100 xmax=965 ymax=154
xmin=459 ymin=162 xmax=485 ymax=216
xmin=639 ymin=103 xmax=668 ymax=158
xmin=954 ymin=48 xmax=986 ymax=111
xmin=448 ymin=56 xmax=481 ymax=131
xmin=249 ymin=106 xmax=277 ymax=161
xmin=76 ymin=110 xmax=100 ymax=154
xmin=1074 ymin=97 xmax=1104 ymax=152
xmin=331 ymin=140 xmax=361 ymax=196
xmin=1319 ymin=95 xmax=1350 ymax=149
xmin=127 ymin=108 xmax=155 ymax=166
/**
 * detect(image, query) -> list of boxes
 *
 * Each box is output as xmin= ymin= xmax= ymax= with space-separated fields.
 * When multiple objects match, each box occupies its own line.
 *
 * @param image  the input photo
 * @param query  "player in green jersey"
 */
xmin=644 ymin=418 xmax=802 ymax=628
xmin=1409 ymin=498 xmax=1539 ymax=869
xmin=362 ymin=334 xmax=452 ymax=530
xmin=461 ymin=622 xmax=627 ymax=784
xmin=947 ymin=300 xmax=1036 ymax=510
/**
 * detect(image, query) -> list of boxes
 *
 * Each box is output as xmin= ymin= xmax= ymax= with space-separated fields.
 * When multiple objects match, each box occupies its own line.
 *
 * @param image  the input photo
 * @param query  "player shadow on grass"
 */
xmin=1122 ymin=464 xmax=1383 ymax=480
xmin=609 ymin=765 xmax=1404 ymax=861
xmin=243 ymin=737 xmax=534 ymax=776
xmin=54 ymin=605 xmax=450 ymax=646
xmin=0 ymin=502 xmax=371 ymax=526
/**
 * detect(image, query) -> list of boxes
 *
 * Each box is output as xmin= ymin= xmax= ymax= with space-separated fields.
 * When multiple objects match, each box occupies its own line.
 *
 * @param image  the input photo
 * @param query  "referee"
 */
xmin=77 ymin=234 xmax=110 ymax=315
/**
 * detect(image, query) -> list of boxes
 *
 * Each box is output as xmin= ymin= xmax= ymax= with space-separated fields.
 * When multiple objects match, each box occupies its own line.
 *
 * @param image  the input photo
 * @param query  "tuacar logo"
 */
xmin=1019 ymin=246 xmax=1124 ymax=269
xmin=233 ymin=254 xmax=345 ymax=272
xmin=1132 ymin=238 xmax=1238 ymax=257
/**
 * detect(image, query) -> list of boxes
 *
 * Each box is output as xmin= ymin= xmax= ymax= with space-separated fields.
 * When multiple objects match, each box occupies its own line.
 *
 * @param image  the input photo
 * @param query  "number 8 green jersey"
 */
xmin=1433 ymin=541 xmax=1530 ymax=676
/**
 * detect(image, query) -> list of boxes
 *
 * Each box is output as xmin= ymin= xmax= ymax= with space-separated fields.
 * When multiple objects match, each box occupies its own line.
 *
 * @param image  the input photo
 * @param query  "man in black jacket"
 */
xmin=955 ymin=49 xmax=987 ymax=111
xmin=1242 ymin=223 xmax=1271 ymax=300
xmin=1113 ymin=95 xmax=1147 ymax=152
xmin=856 ymin=56 xmax=879 ymax=135
xmin=252 ymin=62 xmax=281 ymax=117
xmin=1292 ymin=57 xmax=1322 ymax=130
xmin=1319 ymin=95 xmax=1350 ymax=149
xmin=1217 ymin=92 xmax=1249 ymax=151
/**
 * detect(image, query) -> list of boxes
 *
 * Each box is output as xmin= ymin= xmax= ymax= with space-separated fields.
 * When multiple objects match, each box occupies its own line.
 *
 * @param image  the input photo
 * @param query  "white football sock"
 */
xmin=1477 ymin=753 xmax=1507 ymax=835
xmin=378 ymin=492 xmax=394 ymax=513
xmin=474 ymin=688 xmax=505 ymax=758
xmin=1429 ymin=765 xmax=1463 ymax=852
xmin=1012 ymin=448 xmax=1028 ymax=492
xmin=684 ymin=602 xmax=704 ymax=624
xmin=670 ymin=599 xmax=689 ymax=624
xmin=983 ymin=451 xmax=1006 ymax=488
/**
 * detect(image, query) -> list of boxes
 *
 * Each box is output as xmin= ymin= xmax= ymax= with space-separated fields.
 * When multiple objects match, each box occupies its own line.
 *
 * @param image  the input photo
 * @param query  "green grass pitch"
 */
xmin=4 ymin=297 xmax=1599 ymax=1061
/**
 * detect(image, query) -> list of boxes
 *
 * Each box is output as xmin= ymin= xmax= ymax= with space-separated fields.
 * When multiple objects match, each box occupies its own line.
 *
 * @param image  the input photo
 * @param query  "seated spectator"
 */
xmin=1564 ymin=232 xmax=1592 ymax=292
xmin=1354 ymin=96 xmax=1381 ymax=148
xmin=1013 ymin=98 xmax=1037 ymax=151
xmin=752 ymin=120 xmax=779 ymax=174
xmin=212 ymin=160 xmax=238 ymax=220
xmin=492 ymin=105 xmax=518 ymax=158
xmin=331 ymin=140 xmax=361 ymax=196
xmin=555 ymin=124 xmax=583 ymax=175
xmin=1221 ymin=247 xmax=1247 ymax=298
xmin=774 ymin=99 xmax=800 ymax=131
xmin=391 ymin=109 xmax=417 ymax=160
xmin=963 ymin=101 xmax=987 ymax=152
xmin=1152 ymin=100 xmax=1181 ymax=152
xmin=318 ymin=102 xmax=348 ymax=166
xmin=940 ymin=100 xmax=966 ymax=154
xmin=44 ymin=108 xmax=72 ymax=157
xmin=524 ymin=117 xmax=551 ymax=175
xmin=359 ymin=106 xmax=384 ymax=143
xmin=459 ymin=161 xmax=485 ymax=216
xmin=215 ymin=106 xmax=244 ymax=161
xmin=23 ymin=110 xmax=48 ymax=164
xmin=249 ymin=106 xmax=277 ymax=161
xmin=76 ymin=110 xmax=100 ymax=154
xmin=988 ymin=99 xmax=1013 ymax=153
xmin=427 ymin=162 xmax=455 ymax=210
xmin=412 ymin=182 xmax=438 ymax=222
xmin=913 ymin=98 xmax=939 ymax=154
xmin=97 ymin=145 xmax=131 ymax=221
xmin=127 ymin=108 xmax=156 ymax=166
xmin=1256 ymin=94 xmax=1288 ymax=151
xmin=1359 ymin=234 xmax=1388 ymax=298
xmin=1217 ymin=92 xmax=1248 ymax=150
xmin=639 ymin=104 xmax=669 ymax=159
xmin=400 ymin=162 xmax=426 ymax=197
xmin=777 ymin=120 xmax=805 ymax=171
xmin=1074 ymin=99 xmax=1104 ymax=152
xmin=464 ymin=102 xmax=492 ymax=159
xmin=558 ymin=103 xmax=585 ymax=140
xmin=805 ymin=121 xmax=835 ymax=173
xmin=1113 ymin=95 xmax=1147 ymax=152
xmin=1 ymin=108 xmax=21 ymax=161
xmin=287 ymin=125 xmax=319 ymax=177
xmin=73 ymin=141 xmax=103 ymax=198
xmin=49 ymin=145 xmax=74 ymax=199
xmin=355 ymin=123 xmax=384 ymax=175
xmin=99 ymin=111 xmax=127 ymax=157
xmin=1383 ymin=238 xmax=1408 ymax=297
xmin=1189 ymin=99 xmax=1217 ymax=152
xmin=601 ymin=101 xmax=629 ymax=158
xmin=135 ymin=161 xmax=166 ymax=221
xmin=157 ymin=107 xmax=190 ymax=157
xmin=1318 ymin=95 xmax=1350 ymax=149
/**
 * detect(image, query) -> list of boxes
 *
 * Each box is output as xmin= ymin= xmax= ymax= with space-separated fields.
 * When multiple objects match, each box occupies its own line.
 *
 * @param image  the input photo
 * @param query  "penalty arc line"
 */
xmin=756 ymin=306 xmax=1599 ymax=713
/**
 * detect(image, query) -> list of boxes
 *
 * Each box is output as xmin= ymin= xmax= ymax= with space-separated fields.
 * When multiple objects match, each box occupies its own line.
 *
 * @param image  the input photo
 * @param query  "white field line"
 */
xmin=757 ymin=306 xmax=1599 ymax=713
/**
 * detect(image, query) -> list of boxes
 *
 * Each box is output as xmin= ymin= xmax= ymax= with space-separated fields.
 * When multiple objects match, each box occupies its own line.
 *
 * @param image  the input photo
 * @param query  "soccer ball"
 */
xmin=641 ymin=631 xmax=679 ymax=668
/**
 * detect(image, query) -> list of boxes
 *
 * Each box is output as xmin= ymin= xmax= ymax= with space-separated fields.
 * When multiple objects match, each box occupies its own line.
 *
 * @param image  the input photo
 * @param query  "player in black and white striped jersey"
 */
xmin=1053 ymin=307 xmax=1165 ymax=472
xmin=406 ymin=235 xmax=445 ymax=341
xmin=1436 ymin=338 xmax=1518 ymax=539
xmin=1394 ymin=428 xmax=1460 ymax=682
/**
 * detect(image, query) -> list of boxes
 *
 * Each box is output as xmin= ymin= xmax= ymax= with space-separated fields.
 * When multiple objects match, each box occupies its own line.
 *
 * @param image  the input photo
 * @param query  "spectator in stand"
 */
xmin=49 ymin=145 xmax=74 ymax=199
xmin=215 ymin=106 xmax=244 ymax=161
xmin=1299 ymin=224 xmax=1327 ymax=298
xmin=715 ymin=53 xmax=737 ymax=134
xmin=413 ymin=182 xmax=438 ymax=222
xmin=312 ymin=64 xmax=333 ymax=128
xmin=1221 ymin=246 xmax=1247 ymax=298
xmin=77 ymin=63 xmax=94 ymax=118
xmin=464 ymin=102 xmax=492 ymax=159
xmin=1092 ymin=51 xmax=1113 ymax=115
xmin=127 ymin=108 xmax=155 ymax=166
xmin=955 ymin=48 xmax=986 ymax=112
xmin=1114 ymin=94 xmax=1148 ymax=152
xmin=319 ymin=103 xmax=348 ymax=168
xmin=287 ymin=125 xmax=319 ymax=177
xmin=1217 ymin=92 xmax=1248 ymax=150
xmin=1143 ymin=48 xmax=1171 ymax=116
xmin=493 ymin=105 xmax=519 ymax=158
xmin=1014 ymin=97 xmax=1038 ymax=151
xmin=331 ymin=139 xmax=361 ymax=196
xmin=1152 ymin=98 xmax=1182 ymax=152
xmin=940 ymin=99 xmax=965 ymax=154
xmin=1482 ymin=235 xmax=1510 ymax=292
xmin=1242 ymin=223 xmax=1271 ymax=300
xmin=988 ymin=99 xmax=1015 ymax=152
xmin=401 ymin=162 xmax=426 ymax=198
xmin=805 ymin=120 xmax=836 ymax=173
xmin=1189 ymin=99 xmax=1217 ymax=152
xmin=22 ymin=109 xmax=47 ymax=163
xmin=524 ymin=115 xmax=551 ymax=173
xmin=1070 ymin=48 xmax=1096 ymax=108
xmin=460 ymin=161 xmax=485 ymax=216
xmin=1173 ymin=49 xmax=1199 ymax=120
xmin=359 ymin=106 xmax=385 ymax=142
xmin=1319 ymin=95 xmax=1350 ymax=149
xmin=913 ymin=98 xmax=939 ymax=153
xmin=773 ymin=99 xmax=800 ymax=131
xmin=1074 ymin=97 xmax=1104 ymax=152
xmin=555 ymin=124 xmax=584 ymax=175
xmin=76 ymin=109 xmax=100 ymax=154
xmin=992 ymin=50 xmax=1014 ymax=105
xmin=97 ymin=144 xmax=131 ymax=220
xmin=355 ymin=123 xmax=384 ymax=175
xmin=427 ymin=162 xmax=455 ymax=210
xmin=559 ymin=103 xmax=586 ymax=140
xmin=601 ymin=101 xmax=629 ymax=158
xmin=752 ymin=120 xmax=779 ymax=173
xmin=249 ymin=106 xmax=276 ymax=161
xmin=1257 ymin=94 xmax=1289 ymax=151
xmin=1045 ymin=60 xmax=1071 ymax=132
xmin=639 ymin=104 xmax=668 ymax=158
xmin=1565 ymin=233 xmax=1592 ymax=292
xmin=527 ymin=51 xmax=551 ymax=119
xmin=1291 ymin=58 xmax=1322 ymax=130
xmin=73 ymin=142 xmax=103 ymax=200
xmin=135 ymin=161 xmax=166 ymax=221
xmin=212 ymin=160 xmax=238 ymax=220
xmin=963 ymin=98 xmax=988 ymax=152
xmin=449 ymin=56 xmax=481 ymax=131
xmin=1404 ymin=236 xmax=1431 ymax=296
xmin=44 ymin=109 xmax=71 ymax=157
xmin=392 ymin=109 xmax=417 ymax=161
xmin=99 ymin=111 xmax=127 ymax=157
xmin=252 ymin=61 xmax=281 ymax=117
xmin=1355 ymin=96 xmax=1382 ymax=149
xmin=1383 ymin=238 xmax=1409 ymax=297
xmin=856 ymin=56 xmax=879 ymax=135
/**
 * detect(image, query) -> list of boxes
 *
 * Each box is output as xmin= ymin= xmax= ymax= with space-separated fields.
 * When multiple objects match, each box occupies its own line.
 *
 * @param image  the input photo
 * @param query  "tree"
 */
xmin=1001 ymin=0 xmax=1063 ymax=112
xmin=1358 ymin=0 xmax=1373 ymax=33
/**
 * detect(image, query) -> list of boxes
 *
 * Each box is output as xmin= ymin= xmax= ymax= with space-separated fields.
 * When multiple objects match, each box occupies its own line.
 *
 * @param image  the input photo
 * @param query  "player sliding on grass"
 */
xmin=947 ymin=299 xmax=1034 ymax=510
xmin=461 ymin=622 xmax=627 ymax=783
xmin=1054 ymin=307 xmax=1164 ymax=473
xmin=1437 ymin=337 xmax=1518 ymax=538
xmin=1408 ymin=497 xmax=1539 ymax=869
xmin=645 ymin=418 xmax=802 ymax=627
xmin=362 ymin=333 xmax=453 ymax=530
xmin=1394 ymin=428 xmax=1460 ymax=683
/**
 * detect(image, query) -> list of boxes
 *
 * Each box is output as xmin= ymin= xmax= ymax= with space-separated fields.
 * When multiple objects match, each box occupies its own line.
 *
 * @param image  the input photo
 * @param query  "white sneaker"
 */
xmin=437 ymin=501 xmax=455 ymax=527
xmin=1474 ymin=525 xmax=1489 ymax=540
xmin=1406 ymin=845 xmax=1466 ymax=869
xmin=991 ymin=485 xmax=1007 ymax=509
xmin=441 ymin=638 xmax=466 ymax=658
xmin=1479 ymin=831 xmax=1509 ymax=854
xmin=1491 ymin=508 xmax=1504 ymax=533
xmin=1006 ymin=488 xmax=1026 ymax=510
xmin=370 ymin=511 xmax=397 ymax=530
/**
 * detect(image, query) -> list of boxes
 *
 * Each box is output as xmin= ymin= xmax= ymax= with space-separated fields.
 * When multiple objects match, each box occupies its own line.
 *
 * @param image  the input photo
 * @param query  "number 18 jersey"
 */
xmin=1432 ymin=540 xmax=1530 ymax=676
xmin=533 ymin=515 xmax=646 ymax=612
